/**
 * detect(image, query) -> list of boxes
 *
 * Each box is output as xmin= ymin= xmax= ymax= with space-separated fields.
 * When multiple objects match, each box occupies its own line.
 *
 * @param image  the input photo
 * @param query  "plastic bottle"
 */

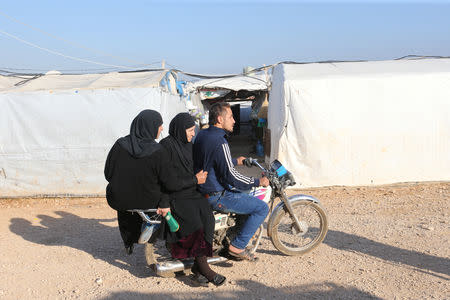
xmin=165 ymin=211 xmax=180 ymax=232
xmin=256 ymin=140 xmax=264 ymax=157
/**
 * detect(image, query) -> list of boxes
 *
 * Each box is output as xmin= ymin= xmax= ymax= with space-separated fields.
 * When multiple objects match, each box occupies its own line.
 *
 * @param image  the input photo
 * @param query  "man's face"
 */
xmin=219 ymin=107 xmax=235 ymax=132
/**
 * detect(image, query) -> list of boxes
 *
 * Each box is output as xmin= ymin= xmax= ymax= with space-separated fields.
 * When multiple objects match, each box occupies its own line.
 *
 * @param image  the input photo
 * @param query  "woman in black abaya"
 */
xmin=160 ymin=113 xmax=225 ymax=287
xmin=104 ymin=110 xmax=176 ymax=254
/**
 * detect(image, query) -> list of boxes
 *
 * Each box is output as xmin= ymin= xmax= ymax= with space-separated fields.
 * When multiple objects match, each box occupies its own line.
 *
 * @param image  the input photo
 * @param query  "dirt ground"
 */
xmin=0 ymin=181 xmax=449 ymax=299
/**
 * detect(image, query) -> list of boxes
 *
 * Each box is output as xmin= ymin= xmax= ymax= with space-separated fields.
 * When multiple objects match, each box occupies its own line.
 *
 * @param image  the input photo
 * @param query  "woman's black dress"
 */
xmin=105 ymin=141 xmax=184 ymax=246
xmin=160 ymin=113 xmax=215 ymax=258
xmin=104 ymin=110 xmax=190 ymax=248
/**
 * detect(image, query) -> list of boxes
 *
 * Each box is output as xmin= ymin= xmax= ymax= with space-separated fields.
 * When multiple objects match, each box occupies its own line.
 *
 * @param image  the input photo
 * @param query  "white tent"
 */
xmin=0 ymin=70 xmax=187 ymax=197
xmin=268 ymin=59 xmax=450 ymax=187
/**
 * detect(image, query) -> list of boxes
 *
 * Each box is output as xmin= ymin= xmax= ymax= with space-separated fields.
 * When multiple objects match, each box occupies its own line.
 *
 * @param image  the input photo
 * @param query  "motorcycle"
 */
xmin=129 ymin=158 xmax=328 ymax=277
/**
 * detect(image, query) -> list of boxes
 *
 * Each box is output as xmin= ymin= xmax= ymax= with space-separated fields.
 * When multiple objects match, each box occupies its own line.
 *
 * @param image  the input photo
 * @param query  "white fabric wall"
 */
xmin=0 ymin=88 xmax=187 ymax=197
xmin=268 ymin=60 xmax=450 ymax=187
xmin=0 ymin=70 xmax=165 ymax=92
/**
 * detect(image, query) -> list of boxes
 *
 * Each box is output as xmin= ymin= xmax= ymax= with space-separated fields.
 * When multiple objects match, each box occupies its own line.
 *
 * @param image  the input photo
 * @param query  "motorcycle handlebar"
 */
xmin=244 ymin=157 xmax=298 ymax=187
xmin=243 ymin=157 xmax=267 ymax=171
xmin=243 ymin=157 xmax=273 ymax=181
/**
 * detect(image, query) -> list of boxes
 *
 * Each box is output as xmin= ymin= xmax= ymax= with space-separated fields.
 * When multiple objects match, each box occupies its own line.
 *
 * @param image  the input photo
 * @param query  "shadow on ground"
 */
xmin=99 ymin=280 xmax=381 ymax=299
xmin=324 ymin=229 xmax=450 ymax=278
xmin=9 ymin=211 xmax=153 ymax=278
xmin=9 ymin=211 xmax=449 ymax=281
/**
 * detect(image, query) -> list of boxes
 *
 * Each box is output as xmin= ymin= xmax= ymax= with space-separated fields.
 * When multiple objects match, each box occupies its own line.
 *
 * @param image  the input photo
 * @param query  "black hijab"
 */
xmin=117 ymin=110 xmax=163 ymax=158
xmin=164 ymin=113 xmax=196 ymax=175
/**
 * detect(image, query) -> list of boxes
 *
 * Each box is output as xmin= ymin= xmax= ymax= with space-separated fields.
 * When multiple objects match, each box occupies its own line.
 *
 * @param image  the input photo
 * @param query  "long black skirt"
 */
xmin=117 ymin=211 xmax=143 ymax=247
xmin=164 ymin=191 xmax=215 ymax=246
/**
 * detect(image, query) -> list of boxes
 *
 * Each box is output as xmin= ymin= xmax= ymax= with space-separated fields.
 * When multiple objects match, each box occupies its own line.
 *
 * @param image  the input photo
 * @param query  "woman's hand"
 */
xmin=157 ymin=207 xmax=170 ymax=217
xmin=195 ymin=170 xmax=208 ymax=185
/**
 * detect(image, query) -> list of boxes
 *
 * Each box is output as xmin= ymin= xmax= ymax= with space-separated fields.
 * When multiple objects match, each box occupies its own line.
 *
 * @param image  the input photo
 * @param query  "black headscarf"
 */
xmin=164 ymin=113 xmax=196 ymax=174
xmin=117 ymin=110 xmax=163 ymax=158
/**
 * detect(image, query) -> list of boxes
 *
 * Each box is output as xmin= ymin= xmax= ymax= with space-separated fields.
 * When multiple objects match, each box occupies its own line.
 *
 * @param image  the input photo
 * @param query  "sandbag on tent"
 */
xmin=268 ymin=58 xmax=450 ymax=187
xmin=0 ymin=70 xmax=187 ymax=197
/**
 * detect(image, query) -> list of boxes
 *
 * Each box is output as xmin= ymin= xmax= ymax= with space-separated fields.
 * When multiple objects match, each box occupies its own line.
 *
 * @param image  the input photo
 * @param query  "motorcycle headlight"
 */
xmin=270 ymin=160 xmax=296 ymax=186
xmin=270 ymin=160 xmax=287 ymax=176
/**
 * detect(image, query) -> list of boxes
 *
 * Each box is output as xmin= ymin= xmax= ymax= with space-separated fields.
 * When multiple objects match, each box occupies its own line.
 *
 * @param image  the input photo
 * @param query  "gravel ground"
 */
xmin=0 ymin=181 xmax=449 ymax=299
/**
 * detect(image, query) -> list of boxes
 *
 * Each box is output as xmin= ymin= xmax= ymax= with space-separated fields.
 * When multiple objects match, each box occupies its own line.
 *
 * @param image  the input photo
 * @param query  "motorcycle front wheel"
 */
xmin=268 ymin=199 xmax=328 ymax=256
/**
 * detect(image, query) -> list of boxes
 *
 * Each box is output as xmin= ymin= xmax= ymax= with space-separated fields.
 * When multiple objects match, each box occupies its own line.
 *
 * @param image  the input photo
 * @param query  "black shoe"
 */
xmin=190 ymin=273 xmax=209 ymax=287
xmin=209 ymin=274 xmax=226 ymax=286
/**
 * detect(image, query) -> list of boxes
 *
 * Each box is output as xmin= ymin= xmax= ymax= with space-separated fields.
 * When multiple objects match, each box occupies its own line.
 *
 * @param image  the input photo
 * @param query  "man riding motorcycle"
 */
xmin=193 ymin=102 xmax=269 ymax=262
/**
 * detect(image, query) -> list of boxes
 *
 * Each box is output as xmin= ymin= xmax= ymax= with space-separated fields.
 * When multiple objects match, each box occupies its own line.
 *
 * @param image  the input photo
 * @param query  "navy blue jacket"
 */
xmin=193 ymin=126 xmax=260 ymax=194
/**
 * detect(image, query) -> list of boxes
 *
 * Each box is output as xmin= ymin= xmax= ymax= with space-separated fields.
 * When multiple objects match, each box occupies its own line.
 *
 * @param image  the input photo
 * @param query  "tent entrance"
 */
xmin=184 ymin=71 xmax=270 ymax=163
xmin=199 ymin=90 xmax=269 ymax=161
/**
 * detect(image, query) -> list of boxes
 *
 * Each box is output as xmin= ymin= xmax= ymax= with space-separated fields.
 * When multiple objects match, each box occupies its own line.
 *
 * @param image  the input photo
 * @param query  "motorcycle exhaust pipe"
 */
xmin=153 ymin=256 xmax=228 ymax=276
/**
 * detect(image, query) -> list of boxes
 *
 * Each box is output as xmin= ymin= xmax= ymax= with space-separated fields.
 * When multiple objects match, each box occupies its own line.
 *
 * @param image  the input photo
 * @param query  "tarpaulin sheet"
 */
xmin=0 ymin=87 xmax=187 ymax=197
xmin=268 ymin=59 xmax=450 ymax=187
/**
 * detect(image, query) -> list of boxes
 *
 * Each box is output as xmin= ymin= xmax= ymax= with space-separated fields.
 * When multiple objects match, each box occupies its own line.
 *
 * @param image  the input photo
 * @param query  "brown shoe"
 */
xmin=228 ymin=248 xmax=259 ymax=262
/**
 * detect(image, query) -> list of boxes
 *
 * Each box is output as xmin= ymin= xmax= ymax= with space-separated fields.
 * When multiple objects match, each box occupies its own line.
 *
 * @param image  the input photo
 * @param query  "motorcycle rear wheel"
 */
xmin=269 ymin=199 xmax=328 ymax=256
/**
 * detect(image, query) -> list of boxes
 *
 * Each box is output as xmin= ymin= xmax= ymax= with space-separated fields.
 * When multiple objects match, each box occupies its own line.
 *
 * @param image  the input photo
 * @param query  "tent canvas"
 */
xmin=185 ymin=74 xmax=268 ymax=93
xmin=268 ymin=59 xmax=450 ymax=187
xmin=0 ymin=70 xmax=168 ymax=92
xmin=0 ymin=70 xmax=187 ymax=197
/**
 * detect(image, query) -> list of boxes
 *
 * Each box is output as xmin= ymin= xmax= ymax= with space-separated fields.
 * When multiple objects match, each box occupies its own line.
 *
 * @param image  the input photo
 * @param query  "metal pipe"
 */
xmin=154 ymin=256 xmax=227 ymax=275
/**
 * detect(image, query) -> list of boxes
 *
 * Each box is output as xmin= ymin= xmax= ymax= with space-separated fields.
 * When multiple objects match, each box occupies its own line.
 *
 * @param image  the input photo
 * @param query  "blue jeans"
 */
xmin=207 ymin=190 xmax=269 ymax=250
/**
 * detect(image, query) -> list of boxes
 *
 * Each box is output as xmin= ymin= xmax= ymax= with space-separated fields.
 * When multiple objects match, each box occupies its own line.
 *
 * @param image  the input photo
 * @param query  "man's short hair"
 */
xmin=209 ymin=102 xmax=231 ymax=125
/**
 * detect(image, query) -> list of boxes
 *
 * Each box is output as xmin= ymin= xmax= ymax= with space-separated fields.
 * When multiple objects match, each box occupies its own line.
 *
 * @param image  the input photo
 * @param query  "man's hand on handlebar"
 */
xmin=243 ymin=157 xmax=253 ymax=168
xmin=195 ymin=170 xmax=208 ymax=184
xmin=259 ymin=176 xmax=270 ymax=187
xmin=157 ymin=207 xmax=170 ymax=217
xmin=236 ymin=156 xmax=246 ymax=165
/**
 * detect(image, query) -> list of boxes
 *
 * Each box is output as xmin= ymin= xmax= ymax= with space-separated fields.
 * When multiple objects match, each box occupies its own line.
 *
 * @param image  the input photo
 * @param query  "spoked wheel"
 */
xmin=269 ymin=199 xmax=328 ymax=256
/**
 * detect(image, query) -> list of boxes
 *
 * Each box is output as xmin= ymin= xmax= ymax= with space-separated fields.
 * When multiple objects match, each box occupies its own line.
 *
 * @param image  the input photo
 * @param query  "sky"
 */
xmin=0 ymin=0 xmax=449 ymax=74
